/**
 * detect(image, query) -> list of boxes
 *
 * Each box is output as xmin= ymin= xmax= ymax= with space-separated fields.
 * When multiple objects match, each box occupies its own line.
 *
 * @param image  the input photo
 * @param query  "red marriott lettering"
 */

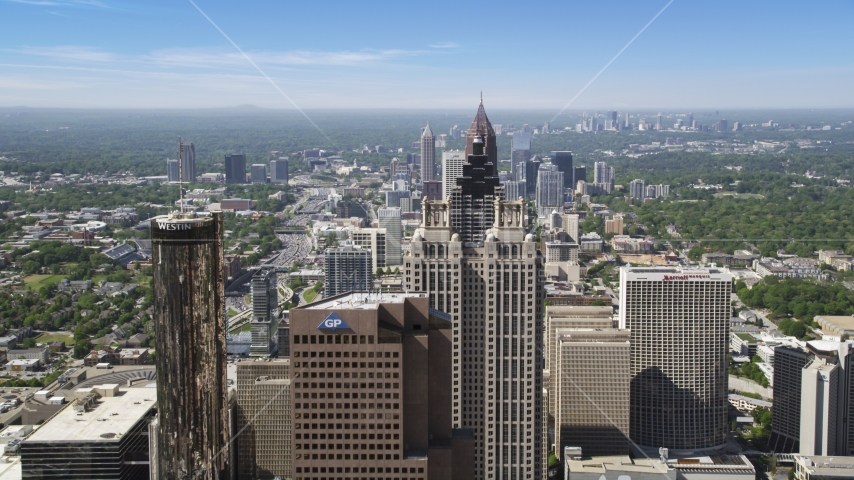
xmin=663 ymin=274 xmax=711 ymax=281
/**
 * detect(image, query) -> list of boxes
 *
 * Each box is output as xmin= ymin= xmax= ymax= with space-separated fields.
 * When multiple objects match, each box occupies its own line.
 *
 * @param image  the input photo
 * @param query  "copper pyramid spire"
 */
xmin=468 ymin=100 xmax=495 ymax=137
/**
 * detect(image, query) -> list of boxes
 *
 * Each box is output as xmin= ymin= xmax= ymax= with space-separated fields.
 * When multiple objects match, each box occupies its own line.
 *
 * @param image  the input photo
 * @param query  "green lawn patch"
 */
xmin=736 ymin=333 xmax=755 ymax=341
xmin=35 ymin=332 xmax=73 ymax=344
xmin=304 ymin=288 xmax=318 ymax=303
xmin=23 ymin=274 xmax=67 ymax=290
xmin=229 ymin=322 xmax=252 ymax=334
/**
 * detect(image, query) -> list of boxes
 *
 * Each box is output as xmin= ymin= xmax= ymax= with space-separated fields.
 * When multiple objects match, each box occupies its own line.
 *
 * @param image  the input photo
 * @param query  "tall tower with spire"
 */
xmin=405 ymin=117 xmax=545 ymax=479
xmin=421 ymin=122 xmax=436 ymax=182
xmin=465 ymin=96 xmax=498 ymax=176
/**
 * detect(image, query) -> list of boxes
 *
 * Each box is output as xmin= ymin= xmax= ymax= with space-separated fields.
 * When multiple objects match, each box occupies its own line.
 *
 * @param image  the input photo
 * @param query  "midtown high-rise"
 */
xmin=225 ymin=154 xmax=246 ymax=184
xmin=377 ymin=207 xmax=402 ymax=266
xmin=535 ymin=164 xmax=563 ymax=218
xmin=151 ymin=212 xmax=230 ymax=479
xmin=524 ymin=157 xmax=542 ymax=199
xmin=167 ymin=158 xmax=180 ymax=182
xmin=325 ymin=243 xmax=372 ymax=296
xmin=406 ymin=131 xmax=544 ymax=479
xmin=178 ymin=141 xmax=196 ymax=184
xmin=465 ymin=99 xmax=498 ymax=175
xmin=270 ymin=158 xmax=289 ymax=184
xmin=549 ymin=151 xmax=573 ymax=189
xmin=511 ymin=132 xmax=532 ymax=180
xmin=250 ymin=266 xmax=278 ymax=357
xmin=421 ymin=122 xmax=436 ymax=182
xmin=619 ymin=266 xmax=731 ymax=450
xmin=442 ymin=150 xmax=466 ymax=201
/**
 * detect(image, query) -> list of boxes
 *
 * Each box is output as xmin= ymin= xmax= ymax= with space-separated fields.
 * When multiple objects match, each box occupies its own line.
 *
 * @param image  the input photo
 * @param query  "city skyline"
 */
xmin=2 ymin=1 xmax=853 ymax=109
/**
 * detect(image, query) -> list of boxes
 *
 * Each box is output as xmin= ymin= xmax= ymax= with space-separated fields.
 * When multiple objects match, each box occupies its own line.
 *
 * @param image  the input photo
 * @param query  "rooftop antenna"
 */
xmin=178 ymin=137 xmax=185 ymax=214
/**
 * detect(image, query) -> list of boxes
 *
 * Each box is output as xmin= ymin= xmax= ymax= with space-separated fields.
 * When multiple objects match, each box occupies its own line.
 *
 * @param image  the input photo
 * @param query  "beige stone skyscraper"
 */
xmin=405 ymin=195 xmax=543 ymax=480
xmin=544 ymin=305 xmax=614 ymax=417
xmin=235 ymin=358 xmax=291 ymax=479
xmin=554 ymin=329 xmax=630 ymax=457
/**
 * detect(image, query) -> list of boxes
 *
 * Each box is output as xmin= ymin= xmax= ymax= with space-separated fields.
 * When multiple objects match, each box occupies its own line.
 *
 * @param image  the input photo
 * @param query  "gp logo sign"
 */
xmin=317 ymin=312 xmax=350 ymax=331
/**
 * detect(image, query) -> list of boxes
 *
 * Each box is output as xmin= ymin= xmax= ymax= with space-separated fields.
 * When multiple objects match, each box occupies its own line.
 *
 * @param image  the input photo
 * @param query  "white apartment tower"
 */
xmin=350 ymin=228 xmax=386 ymax=273
xmin=442 ymin=150 xmax=466 ymax=201
xmin=377 ymin=206 xmax=402 ymax=266
xmin=405 ymin=198 xmax=544 ymax=480
xmin=619 ymin=266 xmax=731 ymax=449
xmin=593 ymin=161 xmax=614 ymax=188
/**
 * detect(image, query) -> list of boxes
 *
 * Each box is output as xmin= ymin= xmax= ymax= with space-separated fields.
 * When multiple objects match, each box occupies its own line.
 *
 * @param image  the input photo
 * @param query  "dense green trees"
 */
xmin=737 ymin=277 xmax=854 ymax=322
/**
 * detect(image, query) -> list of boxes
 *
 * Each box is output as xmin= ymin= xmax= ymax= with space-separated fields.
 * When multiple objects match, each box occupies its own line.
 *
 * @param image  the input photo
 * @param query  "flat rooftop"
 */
xmin=300 ymin=292 xmax=428 ymax=310
xmin=816 ymin=315 xmax=854 ymax=333
xmin=799 ymin=455 xmax=854 ymax=475
xmin=25 ymin=388 xmax=154 ymax=443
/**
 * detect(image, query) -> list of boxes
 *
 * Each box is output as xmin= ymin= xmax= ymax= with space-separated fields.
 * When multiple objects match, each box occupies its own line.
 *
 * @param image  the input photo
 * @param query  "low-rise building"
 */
xmin=20 ymin=387 xmax=156 ymax=478
xmin=793 ymin=455 xmax=854 ymax=479
xmin=6 ymin=359 xmax=39 ymax=371
xmin=8 ymin=347 xmax=49 ymax=365
xmin=728 ymin=393 xmax=772 ymax=413
xmin=610 ymin=235 xmax=654 ymax=254
xmin=815 ymin=315 xmax=854 ymax=337
xmin=730 ymin=333 xmax=758 ymax=357
xmin=564 ymin=451 xmax=755 ymax=479
xmin=57 ymin=278 xmax=92 ymax=292
xmin=119 ymin=348 xmax=149 ymax=365
xmin=579 ymin=232 xmax=603 ymax=252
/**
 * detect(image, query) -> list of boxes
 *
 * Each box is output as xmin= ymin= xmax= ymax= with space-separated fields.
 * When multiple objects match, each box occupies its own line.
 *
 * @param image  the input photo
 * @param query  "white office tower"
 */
xmin=377 ymin=206 xmax=402 ymax=266
xmin=629 ymin=179 xmax=645 ymax=200
xmin=405 ymin=198 xmax=544 ymax=480
xmin=619 ymin=266 xmax=731 ymax=449
xmin=536 ymin=164 xmax=564 ymax=218
xmin=442 ymin=150 xmax=466 ymax=200
xmin=800 ymin=360 xmax=839 ymax=456
xmin=798 ymin=339 xmax=854 ymax=456
xmin=325 ymin=243 xmax=372 ymax=296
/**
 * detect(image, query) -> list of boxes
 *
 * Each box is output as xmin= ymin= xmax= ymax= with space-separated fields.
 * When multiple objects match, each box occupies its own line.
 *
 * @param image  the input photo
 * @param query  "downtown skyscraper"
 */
xmin=619 ymin=266 xmax=731 ymax=450
xmin=151 ymin=212 xmax=230 ymax=479
xmin=465 ymin=98 xmax=498 ymax=175
xmin=405 ymin=103 xmax=544 ymax=479
xmin=421 ymin=122 xmax=436 ymax=182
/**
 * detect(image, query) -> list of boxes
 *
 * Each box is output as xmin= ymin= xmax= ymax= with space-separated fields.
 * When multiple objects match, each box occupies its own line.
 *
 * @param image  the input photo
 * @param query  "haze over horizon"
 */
xmin=2 ymin=0 xmax=853 ymax=111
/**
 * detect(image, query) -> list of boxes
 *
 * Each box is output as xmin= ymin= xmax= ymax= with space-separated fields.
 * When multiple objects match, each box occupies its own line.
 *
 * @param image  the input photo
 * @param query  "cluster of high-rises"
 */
xmin=628 ymin=179 xmax=671 ymax=201
xmin=166 ymin=141 xmax=289 ymax=185
xmin=30 ymin=101 xmax=795 ymax=480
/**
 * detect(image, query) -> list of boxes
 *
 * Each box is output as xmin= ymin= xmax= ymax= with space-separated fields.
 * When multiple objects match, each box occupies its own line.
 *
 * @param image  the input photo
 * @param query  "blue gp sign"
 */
xmin=317 ymin=312 xmax=350 ymax=331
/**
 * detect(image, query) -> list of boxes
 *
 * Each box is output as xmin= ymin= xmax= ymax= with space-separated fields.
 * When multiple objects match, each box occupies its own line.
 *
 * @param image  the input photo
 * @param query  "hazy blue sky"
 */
xmin=2 ymin=0 xmax=853 ymax=110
